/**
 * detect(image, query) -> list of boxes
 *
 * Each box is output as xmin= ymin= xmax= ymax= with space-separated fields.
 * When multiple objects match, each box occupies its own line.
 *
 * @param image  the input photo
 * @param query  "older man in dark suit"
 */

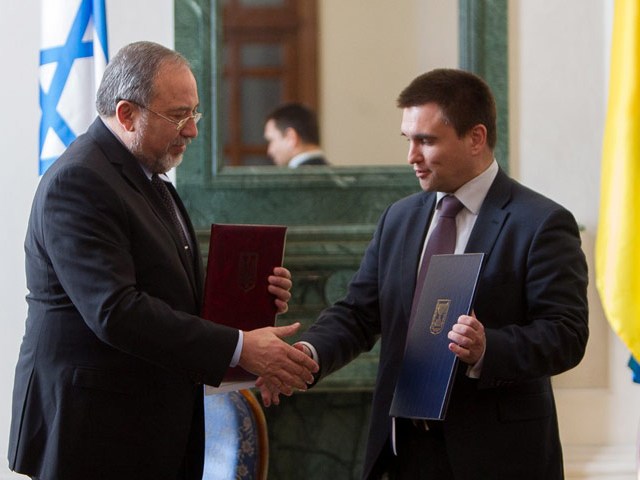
xmin=260 ymin=69 xmax=589 ymax=479
xmin=8 ymin=41 xmax=318 ymax=480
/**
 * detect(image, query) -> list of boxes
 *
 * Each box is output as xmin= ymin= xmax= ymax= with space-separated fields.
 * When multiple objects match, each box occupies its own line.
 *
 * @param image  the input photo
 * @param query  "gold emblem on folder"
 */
xmin=238 ymin=252 xmax=258 ymax=292
xmin=430 ymin=299 xmax=451 ymax=335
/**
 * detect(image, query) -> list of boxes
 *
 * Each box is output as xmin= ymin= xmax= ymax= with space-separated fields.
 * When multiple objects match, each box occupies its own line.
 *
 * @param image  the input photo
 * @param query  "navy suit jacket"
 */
xmin=301 ymin=169 xmax=588 ymax=479
xmin=9 ymin=118 xmax=240 ymax=480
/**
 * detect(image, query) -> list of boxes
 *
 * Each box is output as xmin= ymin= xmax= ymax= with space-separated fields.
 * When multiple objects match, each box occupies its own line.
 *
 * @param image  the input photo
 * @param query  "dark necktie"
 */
xmin=151 ymin=174 xmax=192 ymax=258
xmin=394 ymin=194 xmax=465 ymax=429
xmin=409 ymin=195 xmax=465 ymax=321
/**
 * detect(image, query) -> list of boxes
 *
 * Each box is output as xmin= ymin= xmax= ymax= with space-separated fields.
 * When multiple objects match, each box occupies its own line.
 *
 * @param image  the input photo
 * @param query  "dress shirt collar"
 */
xmin=435 ymin=159 xmax=499 ymax=214
xmin=289 ymin=149 xmax=324 ymax=168
xmin=138 ymin=162 xmax=171 ymax=183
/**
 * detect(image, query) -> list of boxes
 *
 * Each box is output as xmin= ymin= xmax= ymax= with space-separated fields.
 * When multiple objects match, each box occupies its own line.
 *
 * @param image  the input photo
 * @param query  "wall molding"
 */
xmin=564 ymin=444 xmax=637 ymax=480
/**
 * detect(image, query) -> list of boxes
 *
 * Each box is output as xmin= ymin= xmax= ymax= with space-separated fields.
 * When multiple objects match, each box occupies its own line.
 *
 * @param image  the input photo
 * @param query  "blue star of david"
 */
xmin=39 ymin=0 xmax=108 ymax=174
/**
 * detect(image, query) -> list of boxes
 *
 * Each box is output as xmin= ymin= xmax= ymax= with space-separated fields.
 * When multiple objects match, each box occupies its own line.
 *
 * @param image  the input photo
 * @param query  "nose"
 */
xmin=180 ymin=117 xmax=198 ymax=138
xmin=407 ymin=140 xmax=422 ymax=165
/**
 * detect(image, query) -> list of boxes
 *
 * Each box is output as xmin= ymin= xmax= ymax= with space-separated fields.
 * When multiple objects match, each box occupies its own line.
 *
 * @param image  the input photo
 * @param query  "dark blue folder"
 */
xmin=389 ymin=253 xmax=484 ymax=420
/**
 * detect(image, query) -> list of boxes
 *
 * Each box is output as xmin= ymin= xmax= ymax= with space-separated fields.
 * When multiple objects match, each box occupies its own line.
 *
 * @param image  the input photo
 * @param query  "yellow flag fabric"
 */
xmin=596 ymin=0 xmax=640 ymax=363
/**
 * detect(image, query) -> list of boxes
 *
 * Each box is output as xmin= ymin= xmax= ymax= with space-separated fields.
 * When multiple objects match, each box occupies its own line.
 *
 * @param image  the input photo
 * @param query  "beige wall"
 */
xmin=319 ymin=0 xmax=458 ymax=166
xmin=512 ymin=0 xmax=639 ymax=476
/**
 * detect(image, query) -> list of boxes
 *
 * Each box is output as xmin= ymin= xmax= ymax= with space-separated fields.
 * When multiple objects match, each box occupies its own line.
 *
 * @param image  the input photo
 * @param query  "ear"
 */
xmin=283 ymin=127 xmax=300 ymax=147
xmin=115 ymin=100 xmax=138 ymax=132
xmin=468 ymin=124 xmax=487 ymax=154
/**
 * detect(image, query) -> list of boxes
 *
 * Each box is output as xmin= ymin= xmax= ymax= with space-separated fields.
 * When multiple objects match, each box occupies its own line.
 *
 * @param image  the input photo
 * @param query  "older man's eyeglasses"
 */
xmin=128 ymin=100 xmax=202 ymax=132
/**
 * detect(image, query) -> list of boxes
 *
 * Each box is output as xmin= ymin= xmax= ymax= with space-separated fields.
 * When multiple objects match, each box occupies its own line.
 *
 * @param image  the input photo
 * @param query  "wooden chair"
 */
xmin=202 ymin=389 xmax=269 ymax=480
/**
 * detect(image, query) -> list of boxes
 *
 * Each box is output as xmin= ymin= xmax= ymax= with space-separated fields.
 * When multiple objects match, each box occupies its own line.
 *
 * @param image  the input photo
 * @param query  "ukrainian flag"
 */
xmin=596 ymin=0 xmax=640 ymax=383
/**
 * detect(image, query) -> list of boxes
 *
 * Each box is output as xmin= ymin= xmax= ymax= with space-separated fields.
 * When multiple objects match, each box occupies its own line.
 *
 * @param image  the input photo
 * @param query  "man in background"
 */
xmin=9 ymin=41 xmax=318 ymax=480
xmin=260 ymin=69 xmax=589 ymax=479
xmin=264 ymin=102 xmax=328 ymax=167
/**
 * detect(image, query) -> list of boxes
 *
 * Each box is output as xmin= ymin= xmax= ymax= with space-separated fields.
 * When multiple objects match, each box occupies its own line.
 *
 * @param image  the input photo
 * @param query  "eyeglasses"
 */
xmin=128 ymin=100 xmax=202 ymax=132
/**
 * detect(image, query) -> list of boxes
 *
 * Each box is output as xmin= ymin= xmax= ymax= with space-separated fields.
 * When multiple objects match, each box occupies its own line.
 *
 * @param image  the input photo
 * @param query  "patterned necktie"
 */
xmin=151 ymin=174 xmax=192 ymax=258
xmin=409 ymin=195 xmax=465 ymax=320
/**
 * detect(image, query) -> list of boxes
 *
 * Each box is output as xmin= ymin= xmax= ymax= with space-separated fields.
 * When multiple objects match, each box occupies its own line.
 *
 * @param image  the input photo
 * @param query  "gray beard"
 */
xmin=130 ymin=131 xmax=183 ymax=174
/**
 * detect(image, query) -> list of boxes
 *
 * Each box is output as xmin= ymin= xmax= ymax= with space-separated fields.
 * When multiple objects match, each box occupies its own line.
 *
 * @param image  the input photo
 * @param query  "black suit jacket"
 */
xmin=9 ymin=118 xmax=240 ymax=480
xmin=292 ymin=153 xmax=328 ymax=166
xmin=301 ymin=169 xmax=589 ymax=480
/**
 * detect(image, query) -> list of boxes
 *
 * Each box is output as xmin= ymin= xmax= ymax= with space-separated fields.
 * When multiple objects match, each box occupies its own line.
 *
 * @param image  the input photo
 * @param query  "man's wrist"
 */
xmin=296 ymin=341 xmax=319 ymax=363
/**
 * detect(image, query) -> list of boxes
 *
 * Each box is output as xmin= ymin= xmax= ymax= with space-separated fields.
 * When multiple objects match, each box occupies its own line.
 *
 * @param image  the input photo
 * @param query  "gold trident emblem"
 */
xmin=430 ymin=299 xmax=451 ymax=335
xmin=238 ymin=252 xmax=258 ymax=292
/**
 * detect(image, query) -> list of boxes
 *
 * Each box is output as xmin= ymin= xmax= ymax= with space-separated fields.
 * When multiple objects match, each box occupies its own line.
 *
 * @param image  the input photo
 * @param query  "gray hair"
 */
xmin=95 ymin=41 xmax=191 ymax=116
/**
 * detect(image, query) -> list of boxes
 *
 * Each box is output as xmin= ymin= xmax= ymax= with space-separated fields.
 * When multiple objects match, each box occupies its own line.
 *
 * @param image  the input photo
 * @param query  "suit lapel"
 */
xmin=91 ymin=120 xmax=183 ymax=251
xmin=165 ymin=181 xmax=205 ymax=293
xmin=144 ymin=179 xmax=202 ymax=303
xmin=398 ymin=171 xmax=512 ymax=321
xmin=88 ymin=118 xmax=155 ymax=201
xmin=88 ymin=119 xmax=203 ymax=302
xmin=465 ymin=169 xmax=512 ymax=261
xmin=400 ymin=193 xmax=437 ymax=323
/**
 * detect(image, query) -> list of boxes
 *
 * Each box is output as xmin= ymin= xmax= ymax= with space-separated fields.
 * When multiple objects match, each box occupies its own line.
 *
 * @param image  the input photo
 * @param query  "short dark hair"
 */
xmin=266 ymin=103 xmax=320 ymax=145
xmin=96 ymin=41 xmax=191 ymax=117
xmin=397 ymin=69 xmax=497 ymax=150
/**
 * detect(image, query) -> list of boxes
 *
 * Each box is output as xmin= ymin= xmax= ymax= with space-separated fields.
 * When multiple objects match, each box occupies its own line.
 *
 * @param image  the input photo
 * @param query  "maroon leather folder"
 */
xmin=201 ymin=223 xmax=287 ymax=390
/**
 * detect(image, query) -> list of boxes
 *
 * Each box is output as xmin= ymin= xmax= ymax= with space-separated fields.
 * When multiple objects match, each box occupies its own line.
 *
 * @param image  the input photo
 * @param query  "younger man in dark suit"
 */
xmin=264 ymin=102 xmax=328 ymax=167
xmin=260 ymin=69 xmax=589 ymax=479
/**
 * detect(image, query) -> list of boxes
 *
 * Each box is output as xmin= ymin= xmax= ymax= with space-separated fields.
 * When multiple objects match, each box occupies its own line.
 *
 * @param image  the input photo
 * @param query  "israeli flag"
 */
xmin=39 ymin=0 xmax=109 ymax=175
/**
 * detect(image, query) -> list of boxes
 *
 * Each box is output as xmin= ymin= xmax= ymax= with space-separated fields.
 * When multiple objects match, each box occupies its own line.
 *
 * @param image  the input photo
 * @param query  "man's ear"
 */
xmin=115 ymin=100 xmax=138 ymax=132
xmin=283 ymin=126 xmax=300 ymax=148
xmin=468 ymin=124 xmax=488 ymax=154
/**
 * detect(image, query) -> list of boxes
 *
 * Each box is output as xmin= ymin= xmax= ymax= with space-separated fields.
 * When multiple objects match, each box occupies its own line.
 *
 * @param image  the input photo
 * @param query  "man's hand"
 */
xmin=256 ymin=343 xmax=311 ymax=407
xmin=447 ymin=313 xmax=486 ymax=365
xmin=268 ymin=267 xmax=292 ymax=314
xmin=239 ymin=323 xmax=318 ymax=405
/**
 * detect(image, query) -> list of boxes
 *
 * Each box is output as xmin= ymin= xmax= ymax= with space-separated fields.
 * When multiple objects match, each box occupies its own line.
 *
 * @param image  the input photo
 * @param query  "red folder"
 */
xmin=201 ymin=223 xmax=287 ymax=391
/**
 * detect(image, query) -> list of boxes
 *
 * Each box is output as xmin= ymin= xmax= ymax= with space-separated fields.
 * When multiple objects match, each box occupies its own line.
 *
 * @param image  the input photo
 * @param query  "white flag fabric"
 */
xmin=39 ymin=0 xmax=108 ymax=174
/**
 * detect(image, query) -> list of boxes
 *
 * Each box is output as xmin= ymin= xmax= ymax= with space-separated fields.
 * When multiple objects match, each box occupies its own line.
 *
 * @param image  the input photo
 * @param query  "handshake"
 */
xmin=236 ymin=266 xmax=318 ymax=406
xmin=239 ymin=323 xmax=318 ymax=407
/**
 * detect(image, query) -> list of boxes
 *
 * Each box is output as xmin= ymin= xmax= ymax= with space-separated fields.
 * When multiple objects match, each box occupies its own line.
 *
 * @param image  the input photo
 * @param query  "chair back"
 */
xmin=203 ymin=389 xmax=269 ymax=480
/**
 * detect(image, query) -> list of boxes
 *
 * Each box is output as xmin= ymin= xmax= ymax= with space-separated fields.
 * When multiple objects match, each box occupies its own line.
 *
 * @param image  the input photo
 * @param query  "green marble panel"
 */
xmin=459 ymin=0 xmax=509 ymax=172
xmin=183 ymin=166 xmax=419 ymax=228
xmin=174 ymin=0 xmax=215 ymax=183
xmin=264 ymin=392 xmax=372 ymax=480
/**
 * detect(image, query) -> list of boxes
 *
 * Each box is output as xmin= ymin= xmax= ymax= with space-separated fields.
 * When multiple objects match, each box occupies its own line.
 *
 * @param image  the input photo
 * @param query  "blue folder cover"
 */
xmin=389 ymin=253 xmax=484 ymax=420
